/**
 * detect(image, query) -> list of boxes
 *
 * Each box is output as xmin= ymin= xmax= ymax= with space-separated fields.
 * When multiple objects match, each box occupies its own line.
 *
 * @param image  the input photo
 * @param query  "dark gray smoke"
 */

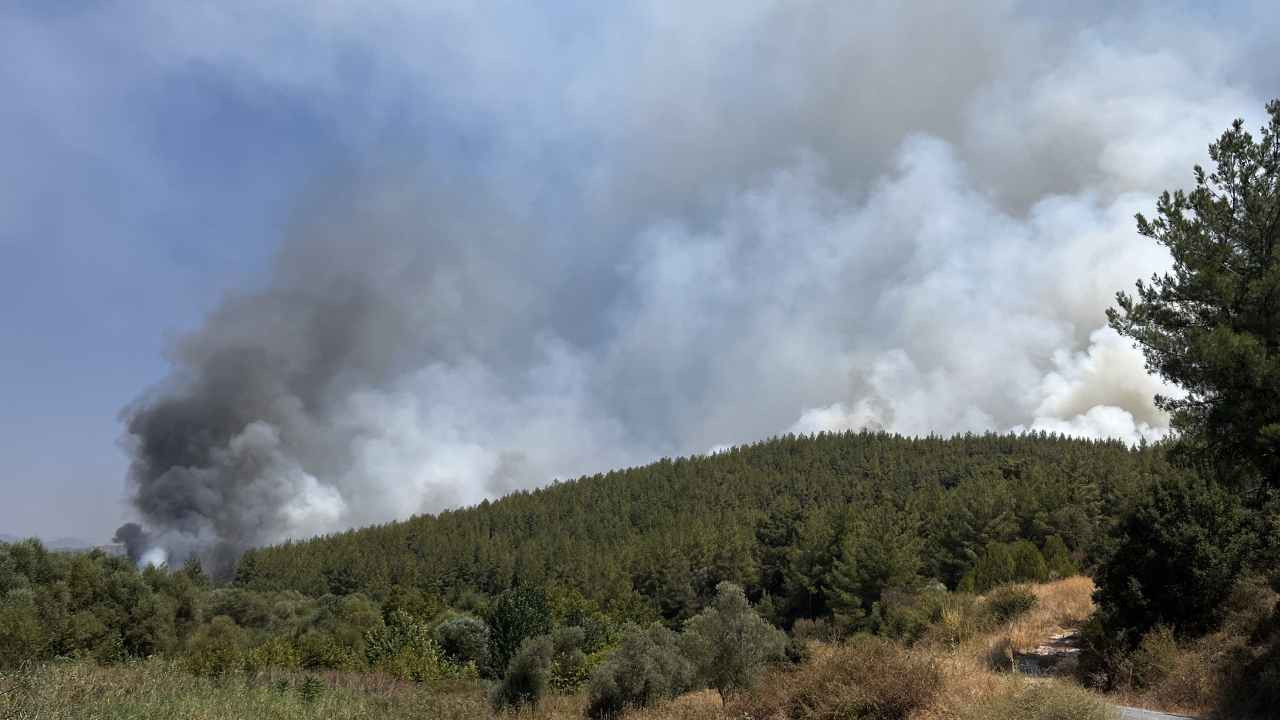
xmin=115 ymin=1 xmax=1273 ymax=567
xmin=112 ymin=522 xmax=149 ymax=564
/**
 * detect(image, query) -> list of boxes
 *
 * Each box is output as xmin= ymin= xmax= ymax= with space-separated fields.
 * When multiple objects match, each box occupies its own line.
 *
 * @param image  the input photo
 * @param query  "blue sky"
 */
xmin=0 ymin=1 xmax=1274 ymax=546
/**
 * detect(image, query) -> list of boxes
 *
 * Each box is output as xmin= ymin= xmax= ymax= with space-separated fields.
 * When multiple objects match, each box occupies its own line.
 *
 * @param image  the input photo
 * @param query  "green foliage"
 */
xmin=183 ymin=615 xmax=247 ymax=677
xmin=1129 ymin=625 xmax=1180 ymax=689
xmin=241 ymin=432 xmax=1160 ymax=629
xmin=432 ymin=614 xmax=491 ymax=670
xmin=297 ymin=629 xmax=359 ymax=671
xmin=585 ymin=623 xmax=695 ymax=719
xmin=1093 ymin=475 xmax=1254 ymax=642
xmin=298 ymin=675 xmax=325 ymax=704
xmin=1041 ymin=535 xmax=1077 ymax=579
xmin=364 ymin=610 xmax=450 ymax=681
xmin=487 ymin=587 xmax=551 ymax=676
xmin=972 ymin=541 xmax=1048 ymax=592
xmin=784 ymin=635 xmax=811 ymax=665
xmin=983 ymin=585 xmax=1038 ymax=624
xmin=825 ymin=504 xmax=923 ymax=634
xmin=0 ymin=589 xmax=44 ymax=669
xmin=681 ymin=582 xmax=786 ymax=698
xmin=1109 ymin=100 xmax=1280 ymax=496
xmin=490 ymin=634 xmax=554 ymax=711
xmin=547 ymin=626 xmax=593 ymax=692
xmin=245 ymin=634 xmax=300 ymax=673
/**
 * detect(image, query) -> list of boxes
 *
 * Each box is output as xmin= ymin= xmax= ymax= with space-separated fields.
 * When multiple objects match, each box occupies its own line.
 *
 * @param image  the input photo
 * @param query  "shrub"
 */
xmin=245 ymin=635 xmax=300 ymax=673
xmin=365 ymin=610 xmax=450 ymax=682
xmin=792 ymin=617 xmax=838 ymax=643
xmin=921 ymin=592 xmax=985 ymax=647
xmin=585 ymin=624 xmax=695 ymax=719
xmin=1219 ymin=637 xmax=1280 ymax=719
xmin=728 ymin=635 xmax=941 ymax=720
xmin=1042 ymin=536 xmax=1078 ymax=579
xmin=0 ymin=590 xmax=45 ymax=668
xmin=1130 ymin=625 xmax=1179 ymax=688
xmin=681 ymin=582 xmax=786 ymax=699
xmin=491 ymin=634 xmax=554 ymax=711
xmin=487 ymin=588 xmax=551 ymax=677
xmin=784 ymin=636 xmax=811 ymax=666
xmin=985 ymin=635 xmax=1015 ymax=673
xmin=297 ymin=629 xmax=359 ymax=671
xmin=183 ymin=615 xmax=247 ymax=677
xmin=985 ymin=585 xmax=1038 ymax=624
xmin=1094 ymin=475 xmax=1253 ymax=644
xmin=973 ymin=542 xmax=1049 ymax=592
xmin=298 ymin=675 xmax=325 ymax=703
xmin=963 ymin=682 xmax=1113 ymax=720
xmin=549 ymin=626 xmax=593 ymax=692
xmin=432 ymin=614 xmax=491 ymax=670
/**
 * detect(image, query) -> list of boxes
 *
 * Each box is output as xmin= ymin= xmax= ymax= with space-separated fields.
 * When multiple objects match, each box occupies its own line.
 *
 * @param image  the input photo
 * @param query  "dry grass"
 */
xmin=727 ymin=635 xmax=943 ymax=720
xmin=941 ymin=576 xmax=1096 ymax=673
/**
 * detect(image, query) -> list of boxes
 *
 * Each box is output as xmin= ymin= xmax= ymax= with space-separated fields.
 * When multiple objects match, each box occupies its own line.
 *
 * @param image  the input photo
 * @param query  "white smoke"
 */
xmin=88 ymin=1 xmax=1270 ymax=553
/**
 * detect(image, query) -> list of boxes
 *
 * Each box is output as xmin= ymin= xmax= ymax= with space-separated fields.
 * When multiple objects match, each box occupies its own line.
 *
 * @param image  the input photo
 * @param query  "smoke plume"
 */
xmin=111 ymin=1 xmax=1272 ymax=566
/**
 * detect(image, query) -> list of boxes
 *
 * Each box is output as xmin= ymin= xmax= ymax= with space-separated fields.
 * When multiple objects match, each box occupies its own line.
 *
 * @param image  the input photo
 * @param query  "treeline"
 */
xmin=0 ymin=431 xmax=1170 ymax=677
xmin=237 ymin=431 xmax=1170 ymax=628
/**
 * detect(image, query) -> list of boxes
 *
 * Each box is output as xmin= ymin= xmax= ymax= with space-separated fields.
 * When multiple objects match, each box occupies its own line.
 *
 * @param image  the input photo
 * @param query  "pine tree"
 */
xmin=1109 ymin=100 xmax=1280 ymax=496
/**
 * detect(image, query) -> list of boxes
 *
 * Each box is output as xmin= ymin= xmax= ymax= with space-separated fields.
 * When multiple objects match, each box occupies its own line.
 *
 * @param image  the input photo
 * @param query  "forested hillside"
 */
xmin=238 ymin=431 xmax=1173 ymax=626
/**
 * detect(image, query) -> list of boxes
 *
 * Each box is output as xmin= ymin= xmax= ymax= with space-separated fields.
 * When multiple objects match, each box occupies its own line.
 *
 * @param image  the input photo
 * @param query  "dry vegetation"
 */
xmin=0 ymin=577 xmax=1124 ymax=720
xmin=1098 ymin=575 xmax=1280 ymax=719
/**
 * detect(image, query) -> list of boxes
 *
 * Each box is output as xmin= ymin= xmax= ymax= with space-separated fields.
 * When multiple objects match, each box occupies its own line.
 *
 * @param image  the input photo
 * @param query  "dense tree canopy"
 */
xmin=1109 ymin=100 xmax=1280 ymax=495
xmin=236 ymin=431 xmax=1166 ymax=625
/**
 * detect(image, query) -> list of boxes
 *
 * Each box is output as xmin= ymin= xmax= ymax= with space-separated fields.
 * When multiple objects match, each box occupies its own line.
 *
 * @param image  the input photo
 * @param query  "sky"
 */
xmin=0 ymin=1 xmax=1275 ymax=548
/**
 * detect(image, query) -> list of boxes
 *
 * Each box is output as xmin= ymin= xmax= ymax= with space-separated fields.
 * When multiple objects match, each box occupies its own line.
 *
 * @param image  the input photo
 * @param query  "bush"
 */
xmin=491 ymin=634 xmax=554 ymax=711
xmin=487 ymin=588 xmax=551 ymax=678
xmin=985 ymin=635 xmax=1015 ymax=673
xmin=1042 ymin=536 xmax=1078 ymax=579
xmin=0 ymin=590 xmax=44 ymax=668
xmin=973 ymin=542 xmax=1049 ymax=592
xmin=585 ymin=624 xmax=695 ymax=719
xmin=245 ymin=634 xmax=300 ymax=673
xmin=297 ymin=629 xmax=360 ymax=671
xmin=183 ymin=615 xmax=247 ymax=677
xmin=785 ymin=635 xmax=812 ymax=665
xmin=1093 ymin=475 xmax=1253 ymax=642
xmin=549 ymin=626 xmax=593 ymax=692
xmin=963 ymin=682 xmax=1113 ymax=720
xmin=365 ymin=610 xmax=451 ymax=682
xmin=792 ymin=617 xmax=838 ymax=643
xmin=432 ymin=614 xmax=491 ymax=670
xmin=728 ymin=635 xmax=941 ymax=720
xmin=921 ymin=592 xmax=985 ymax=647
xmin=1130 ymin=625 xmax=1179 ymax=688
xmin=985 ymin=585 xmax=1038 ymax=624
xmin=681 ymin=582 xmax=786 ymax=699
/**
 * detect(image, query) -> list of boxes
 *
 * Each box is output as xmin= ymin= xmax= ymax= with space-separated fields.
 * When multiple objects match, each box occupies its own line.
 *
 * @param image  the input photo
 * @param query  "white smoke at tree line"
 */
xmin=112 ymin=1 xmax=1270 ymax=558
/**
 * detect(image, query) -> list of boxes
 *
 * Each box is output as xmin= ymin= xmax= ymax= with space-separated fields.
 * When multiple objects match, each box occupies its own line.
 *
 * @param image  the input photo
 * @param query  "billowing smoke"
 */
xmin=112 ymin=1 xmax=1272 ymax=566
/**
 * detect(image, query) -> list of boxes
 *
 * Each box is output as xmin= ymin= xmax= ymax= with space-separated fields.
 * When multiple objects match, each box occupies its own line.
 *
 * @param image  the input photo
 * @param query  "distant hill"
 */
xmin=0 ymin=533 xmax=99 ymax=551
xmin=239 ymin=431 xmax=1176 ymax=624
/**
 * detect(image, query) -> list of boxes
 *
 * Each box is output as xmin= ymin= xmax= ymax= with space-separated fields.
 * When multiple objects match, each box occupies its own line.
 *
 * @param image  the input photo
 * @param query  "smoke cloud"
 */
xmin=112 ymin=1 xmax=1272 ymax=565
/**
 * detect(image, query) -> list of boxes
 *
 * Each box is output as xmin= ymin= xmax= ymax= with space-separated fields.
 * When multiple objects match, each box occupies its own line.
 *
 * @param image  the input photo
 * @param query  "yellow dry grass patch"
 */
xmin=918 ymin=576 xmax=1101 ymax=720
xmin=962 ymin=576 xmax=1095 ymax=669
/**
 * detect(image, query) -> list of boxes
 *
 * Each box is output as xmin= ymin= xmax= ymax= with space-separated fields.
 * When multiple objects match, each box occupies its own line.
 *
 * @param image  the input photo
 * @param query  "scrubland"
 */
xmin=0 ymin=577 xmax=1119 ymax=720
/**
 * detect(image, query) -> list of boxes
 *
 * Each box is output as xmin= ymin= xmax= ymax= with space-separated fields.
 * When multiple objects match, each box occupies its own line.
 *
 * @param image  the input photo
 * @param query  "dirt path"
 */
xmin=1013 ymin=630 xmax=1200 ymax=720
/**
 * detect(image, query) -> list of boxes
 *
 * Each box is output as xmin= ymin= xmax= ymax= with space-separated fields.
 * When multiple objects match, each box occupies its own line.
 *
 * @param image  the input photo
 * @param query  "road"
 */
xmin=1115 ymin=706 xmax=1197 ymax=720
